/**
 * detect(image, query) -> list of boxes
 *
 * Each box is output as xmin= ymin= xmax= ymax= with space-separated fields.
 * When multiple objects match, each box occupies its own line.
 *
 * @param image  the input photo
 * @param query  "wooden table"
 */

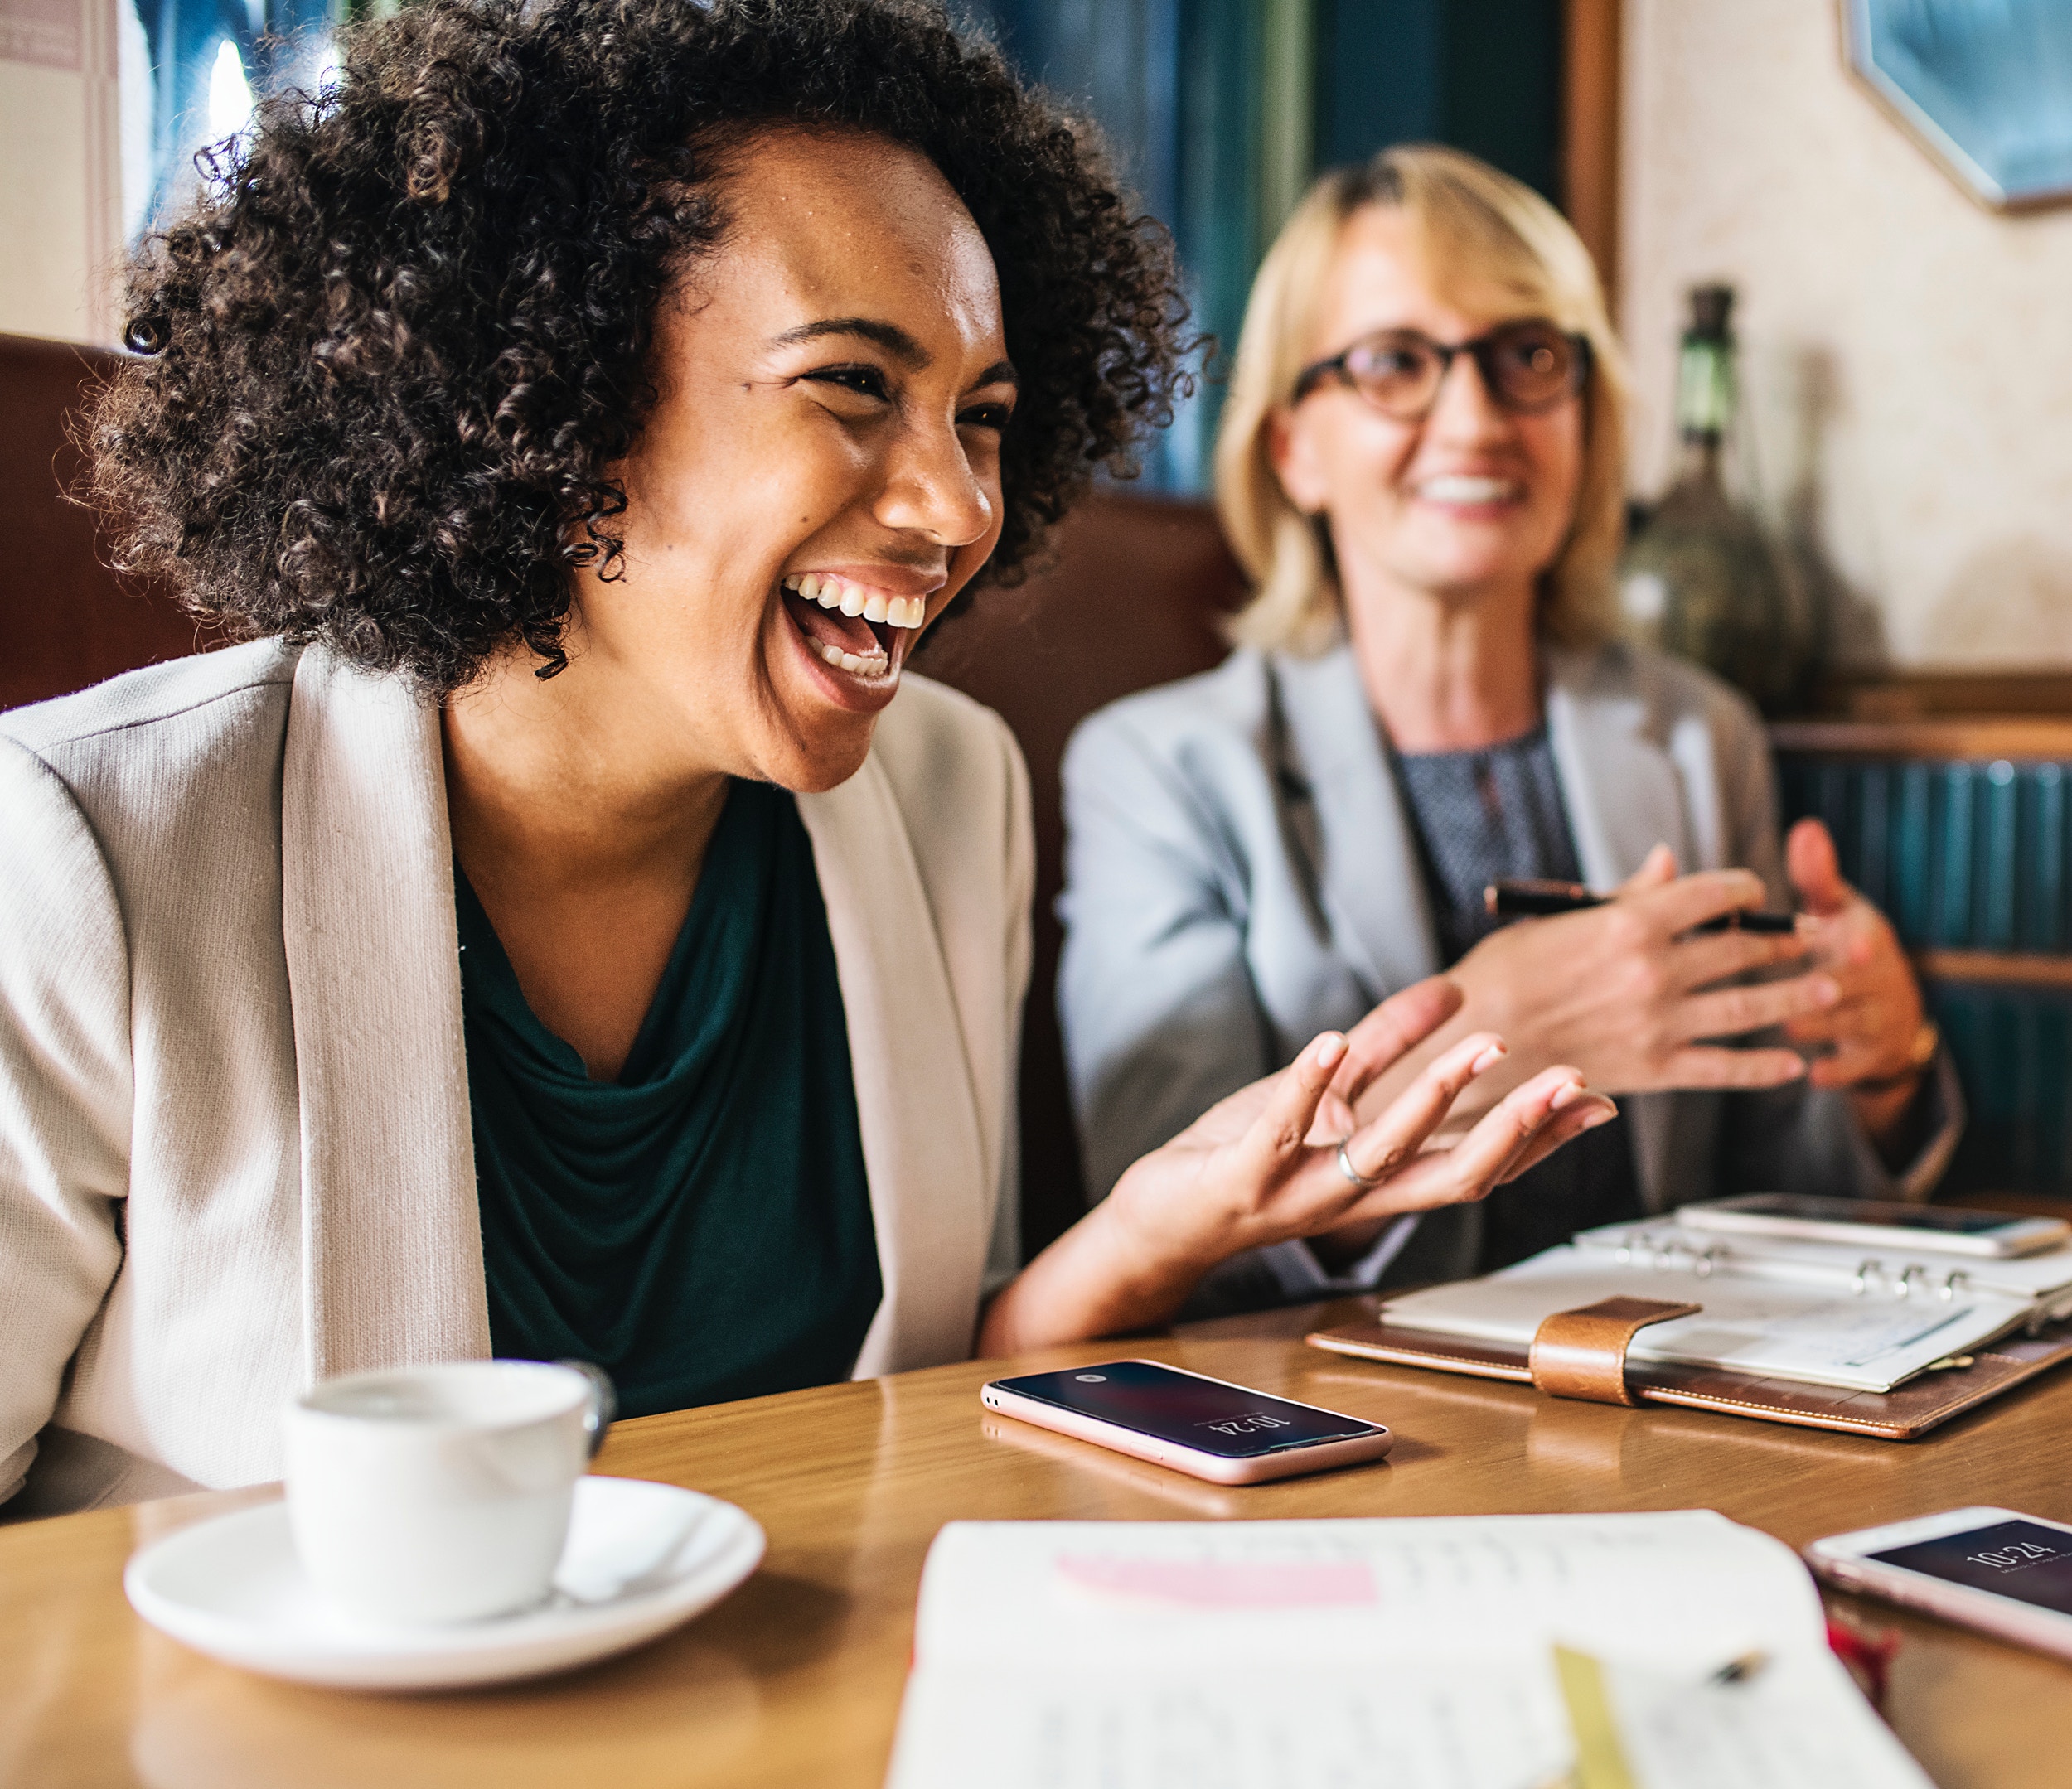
xmin=6 ymin=1298 xmax=2071 ymax=1788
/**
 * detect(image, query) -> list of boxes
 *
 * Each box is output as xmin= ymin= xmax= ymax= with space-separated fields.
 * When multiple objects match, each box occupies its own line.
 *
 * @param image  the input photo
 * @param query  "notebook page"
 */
xmin=1584 ymin=1648 xmax=1932 ymax=1789
xmin=886 ymin=1655 xmax=1928 ymax=1789
xmin=904 ymin=1511 xmax=1818 ymax=1675
xmin=1382 ymin=1253 xmax=2031 ymax=1391
xmin=885 ymin=1516 xmax=1925 ymax=1789
xmin=888 ymin=1657 xmax=1572 ymax=1789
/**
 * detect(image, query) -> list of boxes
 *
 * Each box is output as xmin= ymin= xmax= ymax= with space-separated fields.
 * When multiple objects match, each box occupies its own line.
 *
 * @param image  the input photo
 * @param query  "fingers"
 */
xmin=1498 ymin=1090 xmax=1622 ymax=1181
xmin=1629 ymin=867 xmax=1771 ymax=938
xmin=1679 ymin=969 xmax=1839 ymax=1041
xmin=1786 ymin=817 xmax=1852 ymax=918
xmin=1615 ymin=842 xmax=1679 ymax=896
xmin=1367 ymin=1068 xmax=1610 ymax=1213
xmin=1658 ymin=1043 xmax=1808 ymax=1089
xmin=1333 ymin=975 xmax=1467 ymax=1105
xmin=1339 ymin=1031 xmax=1508 ymax=1183
xmin=1664 ymin=924 xmax=1810 ymax=995
xmin=1308 ymin=1085 xmax=1361 ymax=1145
xmin=1235 ymin=1030 xmax=1348 ymax=1182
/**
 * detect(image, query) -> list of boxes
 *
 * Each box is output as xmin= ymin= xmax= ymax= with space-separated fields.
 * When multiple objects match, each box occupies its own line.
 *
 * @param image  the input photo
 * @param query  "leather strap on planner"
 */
xmin=1529 ymin=1297 xmax=1703 ymax=1406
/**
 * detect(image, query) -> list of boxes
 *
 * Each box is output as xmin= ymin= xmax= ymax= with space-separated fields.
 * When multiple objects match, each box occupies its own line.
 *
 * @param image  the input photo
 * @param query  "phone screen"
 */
xmin=989 ymin=1361 xmax=1381 ymax=1460
xmin=1871 ymin=1519 xmax=2072 ymax=1617
xmin=1729 ymin=1194 xmax=2023 ymax=1235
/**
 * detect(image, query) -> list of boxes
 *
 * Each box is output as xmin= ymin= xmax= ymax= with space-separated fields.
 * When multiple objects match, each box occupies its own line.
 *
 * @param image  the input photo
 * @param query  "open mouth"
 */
xmin=781 ymin=573 xmax=929 ymax=684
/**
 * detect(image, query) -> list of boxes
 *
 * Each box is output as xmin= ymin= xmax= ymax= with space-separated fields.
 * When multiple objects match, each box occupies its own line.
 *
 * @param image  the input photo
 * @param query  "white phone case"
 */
xmin=980 ymin=1362 xmax=1393 ymax=1486
xmin=1806 ymin=1505 xmax=2072 ymax=1661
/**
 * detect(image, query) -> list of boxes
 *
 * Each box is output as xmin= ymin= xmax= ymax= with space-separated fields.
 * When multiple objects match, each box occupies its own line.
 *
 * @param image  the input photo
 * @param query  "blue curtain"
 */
xmin=133 ymin=0 xmax=335 ymax=228
xmin=964 ymin=1 xmax=1561 ymax=494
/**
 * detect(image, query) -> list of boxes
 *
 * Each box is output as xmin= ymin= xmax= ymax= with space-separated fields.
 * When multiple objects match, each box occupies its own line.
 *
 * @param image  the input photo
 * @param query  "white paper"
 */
xmin=889 ymin=1660 xmax=1569 ymax=1789
xmin=1595 ymin=1651 xmax=1932 ymax=1789
xmin=883 ymin=1515 xmax=1929 ymax=1789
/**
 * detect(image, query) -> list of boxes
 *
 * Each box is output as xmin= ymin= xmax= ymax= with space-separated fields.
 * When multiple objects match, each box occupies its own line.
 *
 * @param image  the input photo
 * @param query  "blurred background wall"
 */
xmin=1620 ymin=0 xmax=2072 ymax=674
xmin=8 ymin=0 xmax=2072 ymax=675
xmin=0 ymin=0 xmax=128 ymax=345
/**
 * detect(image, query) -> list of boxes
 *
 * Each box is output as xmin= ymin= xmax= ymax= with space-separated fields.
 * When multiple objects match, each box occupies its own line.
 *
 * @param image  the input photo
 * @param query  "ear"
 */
xmin=1266 ymin=404 xmax=1330 ymax=516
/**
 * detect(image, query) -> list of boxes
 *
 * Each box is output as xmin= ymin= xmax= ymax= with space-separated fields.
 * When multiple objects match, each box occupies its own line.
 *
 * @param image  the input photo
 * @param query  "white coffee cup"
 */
xmin=284 ymin=1359 xmax=614 ymax=1627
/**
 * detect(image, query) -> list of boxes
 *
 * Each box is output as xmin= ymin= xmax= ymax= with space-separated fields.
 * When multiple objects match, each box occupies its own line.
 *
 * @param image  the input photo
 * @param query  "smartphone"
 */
xmin=1678 ymin=1193 xmax=2071 ymax=1259
xmin=1806 ymin=1506 xmax=2072 ymax=1661
xmin=980 ymin=1359 xmax=1393 ymax=1486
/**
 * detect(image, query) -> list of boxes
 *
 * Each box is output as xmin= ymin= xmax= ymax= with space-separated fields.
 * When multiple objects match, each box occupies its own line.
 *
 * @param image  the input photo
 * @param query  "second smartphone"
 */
xmin=981 ymin=1359 xmax=1393 ymax=1485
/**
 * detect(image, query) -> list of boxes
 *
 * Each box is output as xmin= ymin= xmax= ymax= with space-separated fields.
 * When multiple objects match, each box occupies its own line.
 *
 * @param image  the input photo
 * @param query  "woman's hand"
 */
xmin=977 ymin=978 xmax=1614 ymax=1354
xmin=1329 ymin=848 xmax=1837 ymax=1136
xmin=1781 ymin=818 xmax=1931 ymax=1148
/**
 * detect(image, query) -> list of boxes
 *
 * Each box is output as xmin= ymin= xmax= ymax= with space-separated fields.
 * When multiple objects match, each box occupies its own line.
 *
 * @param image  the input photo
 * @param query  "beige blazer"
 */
xmin=0 ymin=642 xmax=1029 ymax=1517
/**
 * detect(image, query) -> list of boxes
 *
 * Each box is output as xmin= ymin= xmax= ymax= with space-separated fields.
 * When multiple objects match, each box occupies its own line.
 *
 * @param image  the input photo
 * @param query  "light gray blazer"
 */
xmin=0 ymin=643 xmax=1029 ymax=1517
xmin=1058 ymin=639 xmax=1961 ymax=1312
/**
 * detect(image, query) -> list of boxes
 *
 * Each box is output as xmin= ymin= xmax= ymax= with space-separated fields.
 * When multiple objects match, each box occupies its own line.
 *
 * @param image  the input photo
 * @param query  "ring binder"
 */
xmin=1307 ymin=1214 xmax=2072 ymax=1439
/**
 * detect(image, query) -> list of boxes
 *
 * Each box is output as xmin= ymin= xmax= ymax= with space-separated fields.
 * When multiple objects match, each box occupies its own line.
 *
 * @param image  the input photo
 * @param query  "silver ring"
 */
xmin=1336 ymin=1139 xmax=1380 ymax=1188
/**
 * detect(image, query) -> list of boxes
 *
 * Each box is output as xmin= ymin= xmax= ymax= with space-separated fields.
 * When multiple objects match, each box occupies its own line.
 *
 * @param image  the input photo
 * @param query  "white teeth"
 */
xmin=1419 ymin=475 xmax=1520 ymax=504
xmin=810 ymin=636 xmax=889 ymax=679
xmin=785 ymin=577 xmax=927 ymax=632
xmin=782 ymin=575 xmax=802 ymax=593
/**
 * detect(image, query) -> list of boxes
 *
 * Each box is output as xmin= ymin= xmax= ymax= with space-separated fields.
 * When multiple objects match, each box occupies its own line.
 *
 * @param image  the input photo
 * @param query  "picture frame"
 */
xmin=1842 ymin=0 xmax=2072 ymax=213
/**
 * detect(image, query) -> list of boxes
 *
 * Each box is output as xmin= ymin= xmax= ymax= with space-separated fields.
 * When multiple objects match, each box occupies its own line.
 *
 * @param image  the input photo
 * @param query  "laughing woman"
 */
xmin=0 ymin=1 xmax=1610 ymax=1517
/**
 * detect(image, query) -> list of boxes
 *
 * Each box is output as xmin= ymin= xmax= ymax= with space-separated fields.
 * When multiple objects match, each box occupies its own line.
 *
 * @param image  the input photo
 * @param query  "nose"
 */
xmin=1423 ymin=348 xmax=1511 ymax=444
xmin=874 ymin=415 xmax=995 ymax=549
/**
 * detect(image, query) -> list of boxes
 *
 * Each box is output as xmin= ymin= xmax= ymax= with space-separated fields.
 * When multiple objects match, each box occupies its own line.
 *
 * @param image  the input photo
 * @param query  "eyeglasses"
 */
xmin=1290 ymin=320 xmax=1591 ymax=419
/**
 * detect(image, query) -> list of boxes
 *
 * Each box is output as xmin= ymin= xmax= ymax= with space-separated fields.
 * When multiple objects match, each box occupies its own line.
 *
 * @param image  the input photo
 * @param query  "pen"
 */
xmin=1484 ymin=877 xmax=1800 ymax=935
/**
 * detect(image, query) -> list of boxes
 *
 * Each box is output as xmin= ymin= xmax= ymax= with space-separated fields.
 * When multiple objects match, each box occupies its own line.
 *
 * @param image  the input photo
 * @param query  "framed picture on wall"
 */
xmin=1843 ymin=0 xmax=2072 ymax=211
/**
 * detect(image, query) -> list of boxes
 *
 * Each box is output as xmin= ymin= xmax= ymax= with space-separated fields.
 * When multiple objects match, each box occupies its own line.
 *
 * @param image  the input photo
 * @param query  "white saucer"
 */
xmin=124 ymin=1474 xmax=764 ymax=1690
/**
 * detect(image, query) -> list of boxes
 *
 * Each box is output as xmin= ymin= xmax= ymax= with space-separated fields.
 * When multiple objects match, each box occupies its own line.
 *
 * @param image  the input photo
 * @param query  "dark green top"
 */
xmin=455 ymin=780 xmax=880 ymax=1419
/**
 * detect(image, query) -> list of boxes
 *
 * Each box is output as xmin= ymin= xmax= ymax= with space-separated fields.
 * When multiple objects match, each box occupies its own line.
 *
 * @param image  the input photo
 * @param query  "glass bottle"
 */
xmin=1620 ymin=285 xmax=1808 ymax=713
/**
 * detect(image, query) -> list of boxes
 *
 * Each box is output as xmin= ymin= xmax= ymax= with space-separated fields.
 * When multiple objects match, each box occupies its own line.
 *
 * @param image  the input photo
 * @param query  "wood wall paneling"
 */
xmin=1562 ymin=0 xmax=1621 ymax=297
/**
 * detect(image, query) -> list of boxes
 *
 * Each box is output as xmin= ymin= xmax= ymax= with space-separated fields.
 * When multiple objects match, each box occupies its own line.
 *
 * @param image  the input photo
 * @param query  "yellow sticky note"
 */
xmin=1553 ymin=1645 xmax=1638 ymax=1789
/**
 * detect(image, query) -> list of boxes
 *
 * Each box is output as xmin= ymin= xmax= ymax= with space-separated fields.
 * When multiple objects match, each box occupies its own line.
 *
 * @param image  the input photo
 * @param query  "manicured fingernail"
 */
xmin=1551 ymin=1077 xmax=1585 ymax=1110
xmin=1581 ymin=1105 xmax=1616 ymax=1129
xmin=1315 ymin=1034 xmax=1347 ymax=1068
xmin=1469 ymin=1042 xmax=1507 ymax=1075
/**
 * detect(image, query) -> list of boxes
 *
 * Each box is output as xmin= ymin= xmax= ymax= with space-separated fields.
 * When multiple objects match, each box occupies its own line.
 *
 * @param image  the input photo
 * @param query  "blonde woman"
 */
xmin=1058 ymin=146 xmax=1958 ymax=1314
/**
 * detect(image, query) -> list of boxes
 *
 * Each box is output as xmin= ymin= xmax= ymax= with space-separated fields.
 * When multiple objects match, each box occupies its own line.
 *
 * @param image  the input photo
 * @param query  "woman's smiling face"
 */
xmin=1269 ymin=204 xmax=1582 ymax=615
xmin=576 ymin=126 xmax=1014 ymax=791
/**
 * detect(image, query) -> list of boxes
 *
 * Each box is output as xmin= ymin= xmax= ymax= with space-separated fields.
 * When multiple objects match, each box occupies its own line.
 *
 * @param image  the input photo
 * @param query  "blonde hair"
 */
xmin=1215 ymin=143 xmax=1629 ymax=655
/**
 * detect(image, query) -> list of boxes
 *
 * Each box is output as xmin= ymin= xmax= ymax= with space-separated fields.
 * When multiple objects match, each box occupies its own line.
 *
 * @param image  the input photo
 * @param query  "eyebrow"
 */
xmin=768 ymin=317 xmax=1019 ymax=389
xmin=768 ymin=317 xmax=931 ymax=366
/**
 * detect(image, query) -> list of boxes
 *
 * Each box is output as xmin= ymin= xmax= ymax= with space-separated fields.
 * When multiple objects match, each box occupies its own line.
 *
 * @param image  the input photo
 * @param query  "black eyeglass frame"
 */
xmin=1290 ymin=320 xmax=1594 ymax=418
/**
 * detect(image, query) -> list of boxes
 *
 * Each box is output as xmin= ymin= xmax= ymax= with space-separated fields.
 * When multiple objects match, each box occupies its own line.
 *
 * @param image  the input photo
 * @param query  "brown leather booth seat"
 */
xmin=0 ymin=333 xmax=1244 ymax=1255
xmin=0 ymin=334 xmax=213 ymax=712
xmin=912 ymin=496 xmax=1243 ymax=1246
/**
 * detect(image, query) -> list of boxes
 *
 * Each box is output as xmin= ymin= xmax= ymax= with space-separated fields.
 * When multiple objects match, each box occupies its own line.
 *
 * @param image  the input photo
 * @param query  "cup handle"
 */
xmin=557 ymin=1360 xmax=617 ymax=1459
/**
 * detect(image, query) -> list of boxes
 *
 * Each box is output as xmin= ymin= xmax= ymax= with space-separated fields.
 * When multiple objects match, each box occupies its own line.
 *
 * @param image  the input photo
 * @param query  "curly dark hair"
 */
xmin=86 ymin=0 xmax=1193 ymax=689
